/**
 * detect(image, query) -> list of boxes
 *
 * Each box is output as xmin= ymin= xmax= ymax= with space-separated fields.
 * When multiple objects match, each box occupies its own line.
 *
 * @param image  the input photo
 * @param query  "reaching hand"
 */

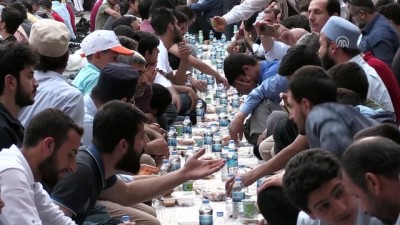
xmin=229 ymin=112 xmax=246 ymax=142
xmin=257 ymin=171 xmax=284 ymax=193
xmin=215 ymin=75 xmax=230 ymax=89
xmin=225 ymin=170 xmax=255 ymax=196
xmin=211 ymin=16 xmax=227 ymax=32
xmin=148 ymin=123 xmax=167 ymax=137
xmin=183 ymin=149 xmax=225 ymax=180
xmin=191 ymin=79 xmax=207 ymax=92
xmin=138 ymin=164 xmax=160 ymax=175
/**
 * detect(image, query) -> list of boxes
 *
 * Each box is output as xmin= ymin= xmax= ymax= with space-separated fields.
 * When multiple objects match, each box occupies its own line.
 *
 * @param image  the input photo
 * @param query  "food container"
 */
xmin=162 ymin=196 xmax=176 ymax=207
xmin=174 ymin=191 xmax=196 ymax=206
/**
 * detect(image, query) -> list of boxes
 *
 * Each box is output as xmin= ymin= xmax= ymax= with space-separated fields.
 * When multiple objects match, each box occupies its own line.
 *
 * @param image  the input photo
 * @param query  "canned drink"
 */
xmin=242 ymin=199 xmax=256 ymax=218
xmin=182 ymin=180 xmax=193 ymax=191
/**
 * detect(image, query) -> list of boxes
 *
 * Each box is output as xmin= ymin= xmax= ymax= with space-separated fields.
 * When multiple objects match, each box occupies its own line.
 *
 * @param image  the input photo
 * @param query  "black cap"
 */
xmin=349 ymin=0 xmax=375 ymax=8
xmin=94 ymin=63 xmax=139 ymax=101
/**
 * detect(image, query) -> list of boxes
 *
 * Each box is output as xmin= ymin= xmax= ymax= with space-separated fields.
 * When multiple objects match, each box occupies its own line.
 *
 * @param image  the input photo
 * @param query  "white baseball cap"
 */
xmin=80 ymin=30 xmax=134 ymax=57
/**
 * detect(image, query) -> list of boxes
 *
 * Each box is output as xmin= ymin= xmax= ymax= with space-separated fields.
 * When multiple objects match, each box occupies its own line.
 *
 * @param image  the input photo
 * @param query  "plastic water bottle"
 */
xmin=232 ymin=177 xmax=245 ymax=219
xmin=185 ymin=146 xmax=194 ymax=162
xmin=209 ymin=30 xmax=214 ymax=40
xmin=231 ymin=93 xmax=240 ymax=111
xmin=167 ymin=127 xmax=177 ymax=152
xmin=237 ymin=164 xmax=246 ymax=175
xmin=196 ymin=100 xmax=204 ymax=123
xmin=198 ymin=30 xmax=204 ymax=44
xmin=212 ymin=132 xmax=222 ymax=157
xmin=227 ymin=140 xmax=238 ymax=175
xmin=170 ymin=151 xmax=181 ymax=171
xmin=221 ymin=33 xmax=226 ymax=43
xmin=183 ymin=116 xmax=192 ymax=138
xmin=220 ymin=146 xmax=229 ymax=181
xmin=199 ymin=199 xmax=213 ymax=225
xmin=160 ymin=159 xmax=170 ymax=175
xmin=220 ymin=90 xmax=228 ymax=105
xmin=215 ymin=212 xmax=225 ymax=225
xmin=204 ymin=126 xmax=213 ymax=152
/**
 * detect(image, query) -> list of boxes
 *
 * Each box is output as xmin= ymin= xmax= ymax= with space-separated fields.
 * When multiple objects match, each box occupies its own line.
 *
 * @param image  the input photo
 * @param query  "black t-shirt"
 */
xmin=0 ymin=102 xmax=24 ymax=150
xmin=51 ymin=146 xmax=117 ymax=224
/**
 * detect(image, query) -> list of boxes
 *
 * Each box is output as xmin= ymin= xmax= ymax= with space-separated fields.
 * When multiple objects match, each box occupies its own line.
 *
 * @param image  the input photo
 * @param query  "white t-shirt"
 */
xmin=0 ymin=145 xmax=76 ymax=225
xmin=297 ymin=209 xmax=383 ymax=225
xmin=155 ymin=40 xmax=173 ymax=88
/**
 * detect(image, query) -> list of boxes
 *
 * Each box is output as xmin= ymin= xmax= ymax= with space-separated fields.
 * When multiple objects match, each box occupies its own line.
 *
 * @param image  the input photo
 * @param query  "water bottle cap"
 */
xmin=228 ymin=173 xmax=234 ymax=178
xmin=187 ymin=146 xmax=193 ymax=150
xmin=202 ymin=199 xmax=209 ymax=204
xmin=171 ymin=151 xmax=177 ymax=155
xmin=235 ymin=176 xmax=242 ymax=181
xmin=185 ymin=116 xmax=190 ymax=119
xmin=162 ymin=159 xmax=169 ymax=163
xmin=197 ymin=99 xmax=202 ymax=103
xmin=121 ymin=215 xmax=130 ymax=222
xmin=239 ymin=164 xmax=245 ymax=168
xmin=229 ymin=140 xmax=235 ymax=144
xmin=217 ymin=212 xmax=224 ymax=217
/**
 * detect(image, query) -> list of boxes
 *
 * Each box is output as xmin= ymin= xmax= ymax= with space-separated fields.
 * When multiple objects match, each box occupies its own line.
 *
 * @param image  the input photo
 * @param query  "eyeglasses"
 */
xmin=350 ymin=10 xmax=362 ymax=17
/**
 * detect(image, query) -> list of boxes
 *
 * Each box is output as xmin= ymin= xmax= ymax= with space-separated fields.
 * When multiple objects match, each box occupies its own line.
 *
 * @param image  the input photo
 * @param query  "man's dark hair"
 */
xmin=1 ymin=7 xmax=24 ymax=34
xmin=135 ymin=30 xmax=160 ymax=57
xmin=38 ymin=0 xmax=52 ymax=9
xmin=149 ymin=83 xmax=172 ymax=117
xmin=92 ymin=101 xmax=147 ymax=153
xmin=173 ymin=8 xmax=188 ymax=24
xmin=258 ymin=187 xmax=300 ymax=225
xmin=281 ymin=14 xmax=311 ymax=32
xmin=111 ymin=16 xmax=137 ymax=30
xmin=23 ymin=108 xmax=84 ymax=152
xmin=149 ymin=0 xmax=176 ymax=16
xmin=113 ymin=25 xmax=140 ymax=40
xmin=342 ymin=137 xmax=400 ymax=191
xmin=150 ymin=7 xmax=175 ymax=35
xmin=278 ymin=44 xmax=321 ymax=76
xmin=120 ymin=0 xmax=136 ymax=15
xmin=10 ymin=2 xmax=28 ymax=20
xmin=336 ymin=88 xmax=362 ymax=106
xmin=0 ymin=42 xmax=38 ymax=94
xmin=20 ymin=0 xmax=33 ymax=13
xmin=349 ymin=1 xmax=376 ymax=14
xmin=283 ymin=149 xmax=340 ymax=212
xmin=118 ymin=36 xmax=138 ymax=50
xmin=378 ymin=3 xmax=400 ymax=25
xmin=223 ymin=53 xmax=258 ymax=85
xmin=354 ymin=124 xmax=400 ymax=145
xmin=138 ymin=0 xmax=152 ymax=19
xmin=375 ymin=0 xmax=395 ymax=10
xmin=326 ymin=0 xmax=341 ymax=16
xmin=289 ymin=65 xmax=337 ymax=104
xmin=35 ymin=51 xmax=69 ymax=72
xmin=327 ymin=62 xmax=368 ymax=101
xmin=176 ymin=5 xmax=195 ymax=21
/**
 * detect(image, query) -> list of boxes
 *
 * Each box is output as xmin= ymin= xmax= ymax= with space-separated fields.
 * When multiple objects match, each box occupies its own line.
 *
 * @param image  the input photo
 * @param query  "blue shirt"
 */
xmin=18 ymin=70 xmax=84 ymax=127
xmin=51 ymin=1 xmax=76 ymax=39
xmin=359 ymin=13 xmax=400 ymax=66
xmin=72 ymin=63 xmax=101 ymax=96
xmin=240 ymin=61 xmax=288 ymax=115
xmin=189 ymin=0 xmax=223 ymax=25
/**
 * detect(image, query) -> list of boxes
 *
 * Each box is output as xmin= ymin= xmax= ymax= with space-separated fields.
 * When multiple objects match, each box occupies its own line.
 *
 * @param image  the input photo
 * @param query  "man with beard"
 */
xmin=0 ymin=108 xmax=83 ymax=225
xmin=0 ymin=42 xmax=38 ymax=150
xmin=348 ymin=0 xmax=399 ymax=66
xmin=50 ymin=101 xmax=225 ymax=224
xmin=341 ymin=137 xmax=400 ymax=225
xmin=318 ymin=16 xmax=394 ymax=113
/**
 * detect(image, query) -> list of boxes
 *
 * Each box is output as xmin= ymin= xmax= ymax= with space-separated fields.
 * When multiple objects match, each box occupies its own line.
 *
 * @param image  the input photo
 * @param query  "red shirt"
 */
xmin=90 ymin=0 xmax=103 ymax=32
xmin=364 ymin=51 xmax=400 ymax=125
xmin=51 ymin=11 xmax=65 ymax=23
